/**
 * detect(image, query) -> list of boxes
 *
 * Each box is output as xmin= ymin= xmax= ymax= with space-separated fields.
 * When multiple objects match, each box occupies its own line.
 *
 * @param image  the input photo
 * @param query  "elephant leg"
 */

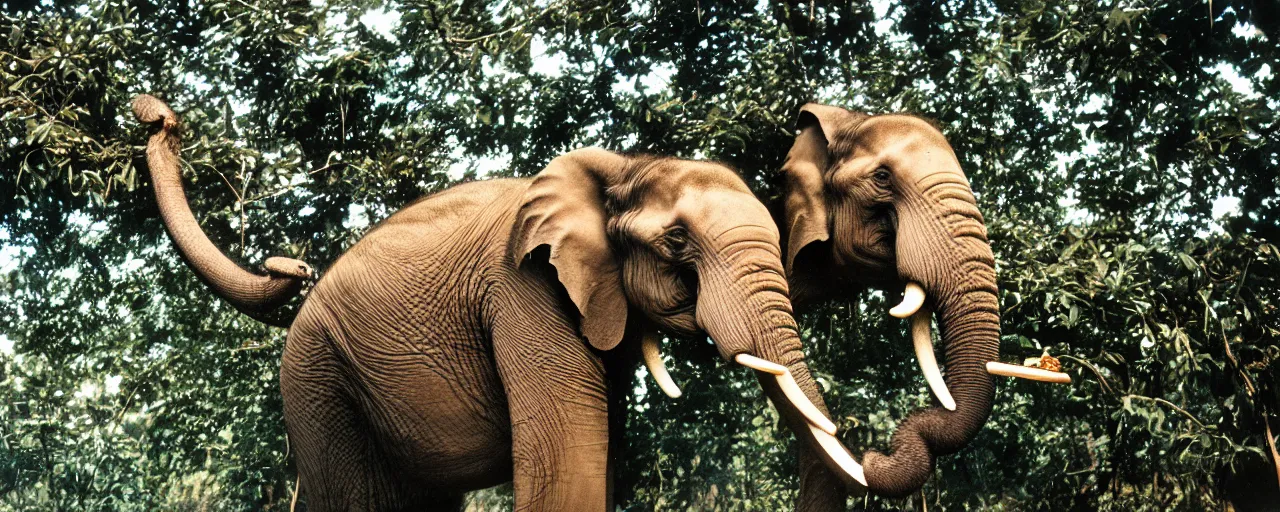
xmin=603 ymin=349 xmax=636 ymax=509
xmin=491 ymin=316 xmax=611 ymax=512
xmin=282 ymin=322 xmax=415 ymax=511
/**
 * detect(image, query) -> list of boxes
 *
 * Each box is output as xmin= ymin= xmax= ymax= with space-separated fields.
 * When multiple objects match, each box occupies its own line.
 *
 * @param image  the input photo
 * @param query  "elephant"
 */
xmin=131 ymin=95 xmax=866 ymax=511
xmin=772 ymin=103 xmax=1007 ymax=498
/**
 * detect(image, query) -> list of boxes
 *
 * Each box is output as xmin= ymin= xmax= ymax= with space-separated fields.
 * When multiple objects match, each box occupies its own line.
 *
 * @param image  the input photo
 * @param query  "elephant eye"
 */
xmin=873 ymin=167 xmax=892 ymax=185
xmin=663 ymin=227 xmax=690 ymax=255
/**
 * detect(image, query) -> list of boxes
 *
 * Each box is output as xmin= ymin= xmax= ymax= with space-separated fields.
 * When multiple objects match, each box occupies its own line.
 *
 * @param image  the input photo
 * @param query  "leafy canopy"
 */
xmin=1 ymin=0 xmax=1276 ymax=509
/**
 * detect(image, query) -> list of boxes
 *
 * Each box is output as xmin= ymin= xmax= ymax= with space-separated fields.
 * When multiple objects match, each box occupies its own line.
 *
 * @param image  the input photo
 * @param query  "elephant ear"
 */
xmin=780 ymin=103 xmax=861 ymax=270
xmin=512 ymin=148 xmax=630 ymax=351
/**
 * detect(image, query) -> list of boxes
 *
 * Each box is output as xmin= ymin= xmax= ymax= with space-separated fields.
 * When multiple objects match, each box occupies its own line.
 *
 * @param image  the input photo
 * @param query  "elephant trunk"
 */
xmin=695 ymin=239 xmax=859 ymax=505
xmin=863 ymin=172 xmax=1000 ymax=497
xmin=132 ymin=95 xmax=310 ymax=327
xmin=862 ymin=288 xmax=999 ymax=496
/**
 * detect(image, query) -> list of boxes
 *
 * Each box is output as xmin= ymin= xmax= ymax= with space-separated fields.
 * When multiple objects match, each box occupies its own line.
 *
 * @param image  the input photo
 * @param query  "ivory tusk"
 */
xmin=641 ymin=332 xmax=682 ymax=398
xmin=911 ymin=310 xmax=956 ymax=411
xmin=987 ymin=361 xmax=1072 ymax=384
xmin=735 ymin=354 xmax=837 ymax=435
xmin=734 ymin=353 xmax=787 ymax=375
xmin=776 ymin=371 xmax=839 ymax=436
xmin=808 ymin=423 xmax=868 ymax=487
xmin=889 ymin=282 xmax=926 ymax=318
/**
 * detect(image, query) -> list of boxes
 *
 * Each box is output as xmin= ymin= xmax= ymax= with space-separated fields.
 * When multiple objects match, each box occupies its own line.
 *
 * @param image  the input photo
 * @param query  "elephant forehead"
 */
xmin=852 ymin=117 xmax=951 ymax=153
xmin=640 ymin=159 xmax=751 ymax=198
xmin=848 ymin=120 xmax=961 ymax=174
xmin=675 ymin=189 xmax=779 ymax=242
xmin=860 ymin=115 xmax=946 ymax=140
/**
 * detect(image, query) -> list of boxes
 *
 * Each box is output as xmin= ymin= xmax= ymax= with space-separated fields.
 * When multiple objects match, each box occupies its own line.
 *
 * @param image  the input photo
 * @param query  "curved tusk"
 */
xmin=889 ymin=282 xmax=926 ymax=318
xmin=911 ymin=309 xmax=956 ymax=411
xmin=987 ymin=361 xmax=1072 ymax=384
xmin=776 ymin=371 xmax=839 ymax=436
xmin=734 ymin=353 xmax=787 ymax=375
xmin=808 ymin=423 xmax=868 ymax=487
xmin=641 ymin=332 xmax=682 ymax=398
xmin=735 ymin=354 xmax=837 ymax=435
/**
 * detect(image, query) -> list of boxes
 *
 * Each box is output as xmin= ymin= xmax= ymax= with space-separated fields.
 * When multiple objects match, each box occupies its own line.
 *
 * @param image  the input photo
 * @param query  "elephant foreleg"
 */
xmin=491 ymin=314 xmax=611 ymax=511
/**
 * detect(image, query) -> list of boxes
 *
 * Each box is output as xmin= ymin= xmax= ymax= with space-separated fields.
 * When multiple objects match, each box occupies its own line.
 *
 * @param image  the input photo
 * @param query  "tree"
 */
xmin=1 ymin=0 xmax=1275 ymax=509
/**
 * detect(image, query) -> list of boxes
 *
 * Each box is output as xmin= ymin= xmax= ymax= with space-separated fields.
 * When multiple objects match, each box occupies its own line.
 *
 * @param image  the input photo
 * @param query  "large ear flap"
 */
xmin=512 ymin=148 xmax=631 ymax=351
xmin=780 ymin=103 xmax=861 ymax=270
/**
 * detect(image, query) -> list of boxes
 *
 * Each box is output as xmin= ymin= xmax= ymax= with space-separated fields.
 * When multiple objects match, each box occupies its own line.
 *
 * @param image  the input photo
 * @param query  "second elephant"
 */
xmin=775 ymin=103 xmax=1003 ymax=498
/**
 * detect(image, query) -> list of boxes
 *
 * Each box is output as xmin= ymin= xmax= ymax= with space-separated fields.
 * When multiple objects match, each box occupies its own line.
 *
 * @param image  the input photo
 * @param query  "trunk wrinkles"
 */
xmin=861 ymin=286 xmax=999 ymax=497
xmin=699 ymin=244 xmax=849 ymax=510
xmin=864 ymin=202 xmax=999 ymax=495
xmin=133 ymin=95 xmax=309 ymax=327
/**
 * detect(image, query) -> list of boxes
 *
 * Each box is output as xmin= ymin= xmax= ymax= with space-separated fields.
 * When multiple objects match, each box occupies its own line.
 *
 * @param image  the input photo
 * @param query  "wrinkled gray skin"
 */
xmin=776 ymin=104 xmax=1002 ymax=498
xmin=133 ymin=95 xmax=857 ymax=511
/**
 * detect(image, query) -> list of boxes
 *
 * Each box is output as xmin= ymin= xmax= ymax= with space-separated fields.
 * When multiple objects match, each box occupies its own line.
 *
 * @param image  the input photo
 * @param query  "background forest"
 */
xmin=1 ymin=0 xmax=1277 ymax=510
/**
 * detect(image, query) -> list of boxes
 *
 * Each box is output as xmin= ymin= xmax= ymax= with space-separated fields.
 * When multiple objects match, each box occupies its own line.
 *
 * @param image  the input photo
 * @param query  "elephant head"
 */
xmin=512 ymin=148 xmax=865 ymax=494
xmin=778 ymin=104 xmax=1001 ymax=497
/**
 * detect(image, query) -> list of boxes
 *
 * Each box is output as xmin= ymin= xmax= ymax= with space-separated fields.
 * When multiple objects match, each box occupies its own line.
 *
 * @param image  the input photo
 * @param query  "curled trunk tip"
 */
xmin=862 ymin=288 xmax=1000 ymax=497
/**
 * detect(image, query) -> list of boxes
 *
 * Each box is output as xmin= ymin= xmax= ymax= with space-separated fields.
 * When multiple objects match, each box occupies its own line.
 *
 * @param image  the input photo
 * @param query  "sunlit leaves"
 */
xmin=1 ymin=0 xmax=1276 ymax=509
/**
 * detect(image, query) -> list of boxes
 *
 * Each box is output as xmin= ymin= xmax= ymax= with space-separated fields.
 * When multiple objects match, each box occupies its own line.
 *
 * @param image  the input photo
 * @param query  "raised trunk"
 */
xmin=133 ymin=95 xmax=309 ymax=327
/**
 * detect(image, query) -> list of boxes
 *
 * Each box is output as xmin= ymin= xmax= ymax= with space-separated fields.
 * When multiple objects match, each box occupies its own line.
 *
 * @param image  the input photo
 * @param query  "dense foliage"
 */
xmin=2 ymin=0 xmax=1276 ymax=509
